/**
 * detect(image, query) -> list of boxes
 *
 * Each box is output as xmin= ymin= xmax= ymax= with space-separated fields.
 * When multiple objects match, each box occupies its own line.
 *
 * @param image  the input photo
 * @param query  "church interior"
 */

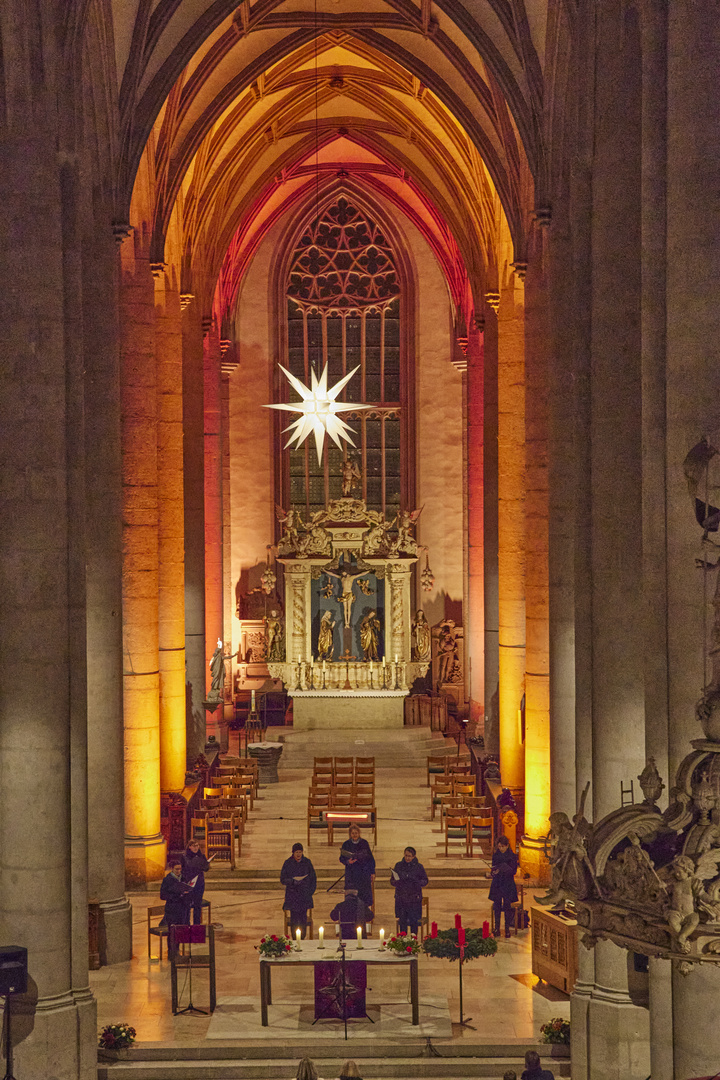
xmin=1 ymin=2 xmax=720 ymax=1078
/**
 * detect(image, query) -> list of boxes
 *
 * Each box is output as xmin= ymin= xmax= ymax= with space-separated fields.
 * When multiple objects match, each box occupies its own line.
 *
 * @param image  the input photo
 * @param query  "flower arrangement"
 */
xmin=256 ymin=934 xmax=293 ymax=958
xmin=422 ymin=927 xmax=498 ymax=962
xmin=98 ymin=1024 xmax=136 ymax=1050
xmin=540 ymin=1017 xmax=571 ymax=1045
xmin=384 ymin=932 xmax=421 ymax=956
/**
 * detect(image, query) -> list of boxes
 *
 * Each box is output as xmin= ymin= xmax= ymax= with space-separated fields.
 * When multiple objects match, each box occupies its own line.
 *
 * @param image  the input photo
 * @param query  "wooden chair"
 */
xmin=314 ymin=757 xmax=334 ymax=769
xmin=330 ymin=791 xmax=353 ymax=811
xmin=430 ymin=780 xmax=453 ymax=820
xmin=468 ymin=810 xmax=494 ymax=857
xmin=309 ymin=783 xmax=332 ymax=799
xmin=189 ymin=816 xmax=208 ymax=853
xmin=215 ymin=765 xmax=240 ymax=777
xmin=444 ymin=808 xmax=470 ymax=856
xmin=464 ymin=795 xmax=491 ymax=810
xmin=147 ymin=905 xmax=169 ymax=960
xmin=206 ymin=815 xmax=236 ymax=868
xmin=395 ymin=895 xmax=430 ymax=941
xmin=427 ymin=755 xmax=448 ymax=786
xmin=354 ymin=779 xmax=375 ymax=797
xmin=220 ymin=797 xmax=248 ymax=836
xmin=307 ymin=795 xmax=330 ymax=844
xmin=448 ymin=762 xmax=472 ymax=777
xmin=355 ymin=756 xmax=375 ymax=768
xmin=284 ymin=908 xmax=315 ymax=940
xmin=453 ymin=780 xmax=476 ymax=799
xmin=333 ymin=778 xmax=355 ymax=796
xmin=334 ymin=756 xmax=354 ymax=769
xmin=510 ymin=883 xmax=526 ymax=935
xmin=312 ymin=766 xmax=334 ymax=786
xmin=440 ymin=794 xmax=465 ymax=816
xmin=204 ymin=786 xmax=224 ymax=799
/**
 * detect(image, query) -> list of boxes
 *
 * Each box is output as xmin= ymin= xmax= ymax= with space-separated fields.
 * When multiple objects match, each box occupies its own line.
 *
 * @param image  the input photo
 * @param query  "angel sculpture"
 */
xmin=389 ymin=507 xmax=422 ymax=554
xmin=341 ymin=455 xmax=361 ymax=497
xmin=276 ymin=505 xmax=304 ymax=551
xmin=661 ymin=848 xmax=720 ymax=953
xmin=535 ymin=783 xmax=600 ymax=906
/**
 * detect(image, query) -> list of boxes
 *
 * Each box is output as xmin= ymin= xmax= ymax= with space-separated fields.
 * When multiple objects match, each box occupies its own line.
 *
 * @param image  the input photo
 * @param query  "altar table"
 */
xmin=259 ymin=940 xmax=419 ymax=1026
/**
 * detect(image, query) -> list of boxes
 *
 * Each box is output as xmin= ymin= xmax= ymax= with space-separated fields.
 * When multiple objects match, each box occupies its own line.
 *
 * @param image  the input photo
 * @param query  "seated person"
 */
xmin=330 ymin=888 xmax=373 ymax=939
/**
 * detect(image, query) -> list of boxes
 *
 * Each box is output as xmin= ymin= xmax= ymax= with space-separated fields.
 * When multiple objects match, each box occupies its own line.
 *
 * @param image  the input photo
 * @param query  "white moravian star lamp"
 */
xmin=265 ymin=363 xmax=369 ymax=464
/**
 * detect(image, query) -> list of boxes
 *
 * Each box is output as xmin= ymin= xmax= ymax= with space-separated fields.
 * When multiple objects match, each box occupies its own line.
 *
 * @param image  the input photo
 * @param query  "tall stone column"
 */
xmin=182 ymin=300 xmax=207 ymax=758
xmin=466 ymin=329 xmax=485 ymax=724
xmin=154 ymin=269 xmax=187 ymax=790
xmin=521 ymin=248 xmax=551 ymax=881
xmin=120 ymin=233 xmax=165 ymax=885
xmin=84 ymin=217 xmax=132 ymax=961
xmin=483 ymin=307 xmax=500 ymax=753
xmin=204 ymin=325 xmax=225 ymax=745
xmin=664 ymin=0 xmax=720 ymax=1074
xmin=496 ymin=277 xmax=526 ymax=790
xmin=0 ymin=123 xmax=92 ymax=1077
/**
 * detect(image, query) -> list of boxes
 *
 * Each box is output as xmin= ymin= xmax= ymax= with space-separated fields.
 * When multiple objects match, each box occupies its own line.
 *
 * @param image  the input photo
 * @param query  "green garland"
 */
xmin=422 ymin=927 xmax=498 ymax=962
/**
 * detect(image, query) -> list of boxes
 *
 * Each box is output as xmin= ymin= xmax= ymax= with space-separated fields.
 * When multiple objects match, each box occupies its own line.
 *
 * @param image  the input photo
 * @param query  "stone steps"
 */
xmin=277 ymin=728 xmax=458 ymax=768
xmin=97 ymin=1043 xmax=570 ymax=1080
xmin=203 ymin=866 xmax=490 ymax=892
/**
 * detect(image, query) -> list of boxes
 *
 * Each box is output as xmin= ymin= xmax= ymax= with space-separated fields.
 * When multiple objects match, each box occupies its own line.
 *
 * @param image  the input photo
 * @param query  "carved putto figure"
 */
xmin=263 ymin=610 xmax=284 ymax=662
xmin=317 ymin=610 xmax=336 ymax=660
xmin=389 ymin=507 xmax=422 ymax=555
xmin=276 ymin=505 xmax=303 ymax=552
xmin=411 ymin=609 xmax=431 ymax=661
xmin=359 ymin=610 xmax=381 ymax=661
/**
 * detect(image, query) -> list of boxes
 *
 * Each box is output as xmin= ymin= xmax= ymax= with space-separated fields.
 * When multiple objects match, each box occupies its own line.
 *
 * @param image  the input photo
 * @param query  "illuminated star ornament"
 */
xmin=265 ymin=363 xmax=369 ymax=463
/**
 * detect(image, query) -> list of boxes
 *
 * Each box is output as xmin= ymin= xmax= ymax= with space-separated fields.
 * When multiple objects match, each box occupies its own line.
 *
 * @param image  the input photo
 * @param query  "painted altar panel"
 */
xmin=311 ymin=567 xmax=386 ymax=662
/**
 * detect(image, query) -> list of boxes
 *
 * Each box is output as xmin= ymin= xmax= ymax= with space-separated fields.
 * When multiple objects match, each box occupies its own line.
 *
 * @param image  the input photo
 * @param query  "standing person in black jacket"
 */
xmin=182 ymin=838 xmax=211 ymax=925
xmin=160 ymin=861 xmax=193 ymax=953
xmin=391 ymin=846 xmax=428 ymax=934
xmin=281 ymin=842 xmax=317 ymax=938
xmin=488 ymin=836 xmax=518 ymax=937
xmin=340 ymin=824 xmax=375 ymax=909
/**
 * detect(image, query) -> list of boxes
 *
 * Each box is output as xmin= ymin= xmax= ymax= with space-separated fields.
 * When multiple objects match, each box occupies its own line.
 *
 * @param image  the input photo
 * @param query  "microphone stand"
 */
xmin=2 ymin=993 xmax=16 ymax=1080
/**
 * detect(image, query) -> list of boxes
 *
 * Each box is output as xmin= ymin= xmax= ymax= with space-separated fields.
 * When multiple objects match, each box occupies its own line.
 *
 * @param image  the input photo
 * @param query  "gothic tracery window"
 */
xmin=282 ymin=197 xmax=405 ymax=518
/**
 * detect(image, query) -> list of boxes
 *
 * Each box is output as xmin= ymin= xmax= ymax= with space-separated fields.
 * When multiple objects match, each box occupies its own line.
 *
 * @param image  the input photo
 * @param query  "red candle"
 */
xmin=454 ymin=913 xmax=462 ymax=929
xmin=482 ymin=920 xmax=490 ymax=939
xmin=458 ymin=927 xmax=466 ymax=946
xmin=431 ymin=921 xmax=438 ymax=938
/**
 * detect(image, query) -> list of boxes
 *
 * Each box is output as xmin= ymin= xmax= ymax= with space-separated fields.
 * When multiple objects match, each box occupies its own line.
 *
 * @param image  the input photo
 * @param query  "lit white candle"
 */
xmin=296 ymin=928 xmax=301 ymax=943
xmin=251 ymin=689 xmax=256 ymax=711
xmin=356 ymin=926 xmax=362 ymax=942
xmin=382 ymin=656 xmax=386 ymax=667
xmin=318 ymin=926 xmax=324 ymax=946
xmin=394 ymin=654 xmax=398 ymax=664
xmin=322 ymin=658 xmax=326 ymax=671
xmin=379 ymin=928 xmax=385 ymax=945
xmin=369 ymin=659 xmax=373 ymax=672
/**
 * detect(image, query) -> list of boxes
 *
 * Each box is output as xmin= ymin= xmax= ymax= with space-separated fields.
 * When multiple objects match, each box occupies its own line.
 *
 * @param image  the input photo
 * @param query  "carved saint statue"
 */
xmin=341 ymin=456 xmax=362 ymax=497
xmin=263 ymin=610 xmax=284 ymax=662
xmin=209 ymin=638 xmax=227 ymax=699
xmin=359 ymin=610 xmax=381 ymax=661
xmin=436 ymin=622 xmax=459 ymax=687
xmin=411 ymin=609 xmax=431 ymax=661
xmin=317 ymin=610 xmax=336 ymax=661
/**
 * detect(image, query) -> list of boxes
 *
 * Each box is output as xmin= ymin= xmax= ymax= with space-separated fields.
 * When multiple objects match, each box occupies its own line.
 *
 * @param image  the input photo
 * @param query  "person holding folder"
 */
xmin=280 ymin=842 xmax=317 ymax=938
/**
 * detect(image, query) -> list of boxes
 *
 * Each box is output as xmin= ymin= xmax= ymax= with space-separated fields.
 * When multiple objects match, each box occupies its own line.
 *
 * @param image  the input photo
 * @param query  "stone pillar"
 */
xmin=466 ymin=328 xmax=485 ymax=724
xmin=182 ymin=300 xmax=207 ymax=759
xmin=521 ymin=248 xmax=551 ymax=881
xmin=154 ymin=269 xmax=187 ymax=790
xmin=204 ymin=325 xmax=225 ymax=744
xmin=84 ymin=215 xmax=131 ymax=960
xmin=483 ymin=307 xmax=500 ymax=753
xmin=120 ymin=233 xmax=165 ymax=885
xmin=0 ymin=122 xmax=92 ymax=1077
xmin=647 ymin=959 xmax=672 ymax=1080
xmin=496 ymin=277 xmax=526 ymax=789
xmin=664 ymin=0 xmax=720 ymax=1072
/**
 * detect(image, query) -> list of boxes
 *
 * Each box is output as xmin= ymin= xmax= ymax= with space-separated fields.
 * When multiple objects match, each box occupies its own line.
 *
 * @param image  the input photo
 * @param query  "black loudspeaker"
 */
xmin=0 ymin=946 xmax=28 ymax=995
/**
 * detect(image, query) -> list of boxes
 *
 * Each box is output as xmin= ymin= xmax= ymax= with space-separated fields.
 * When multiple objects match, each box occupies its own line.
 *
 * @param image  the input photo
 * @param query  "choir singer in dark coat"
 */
xmin=488 ymin=835 xmax=518 ymax=937
xmin=330 ymin=889 xmax=373 ymax=940
xmin=281 ymin=842 xmax=317 ymax=938
xmin=160 ymin=861 xmax=192 ymax=952
xmin=391 ymin=846 xmax=428 ymax=934
xmin=182 ymin=838 xmax=211 ymax=925
xmin=340 ymin=824 xmax=375 ymax=908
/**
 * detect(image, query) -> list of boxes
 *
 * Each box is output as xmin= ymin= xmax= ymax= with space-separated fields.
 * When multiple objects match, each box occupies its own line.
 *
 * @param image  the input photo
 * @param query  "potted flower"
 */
xmin=384 ymin=933 xmax=421 ymax=956
xmin=255 ymin=934 xmax=293 ymax=958
xmin=97 ymin=1023 xmax=136 ymax=1062
xmin=540 ymin=1016 xmax=571 ymax=1057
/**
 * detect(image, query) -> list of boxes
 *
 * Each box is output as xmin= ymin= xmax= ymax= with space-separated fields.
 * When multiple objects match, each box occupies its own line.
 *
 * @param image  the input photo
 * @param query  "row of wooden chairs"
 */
xmin=429 ymin=778 xmax=478 ymax=818
xmin=313 ymin=757 xmax=375 ymax=785
xmin=443 ymin=806 xmax=494 ymax=856
xmin=190 ymin=811 xmax=242 ymax=869
xmin=307 ymin=792 xmax=378 ymax=845
xmin=426 ymin=755 xmax=472 ymax=786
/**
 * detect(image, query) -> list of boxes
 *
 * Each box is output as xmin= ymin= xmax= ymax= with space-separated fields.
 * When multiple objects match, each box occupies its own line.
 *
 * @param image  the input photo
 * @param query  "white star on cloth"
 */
xmin=265 ymin=363 xmax=370 ymax=463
